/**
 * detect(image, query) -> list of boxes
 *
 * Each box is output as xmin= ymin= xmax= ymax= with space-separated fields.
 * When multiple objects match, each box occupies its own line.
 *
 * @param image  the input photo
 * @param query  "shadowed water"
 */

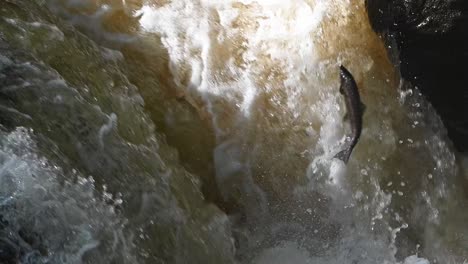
xmin=0 ymin=0 xmax=467 ymax=263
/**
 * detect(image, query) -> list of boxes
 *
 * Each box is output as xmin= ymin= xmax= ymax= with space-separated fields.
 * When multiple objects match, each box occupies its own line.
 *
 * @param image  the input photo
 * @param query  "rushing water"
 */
xmin=0 ymin=0 xmax=467 ymax=263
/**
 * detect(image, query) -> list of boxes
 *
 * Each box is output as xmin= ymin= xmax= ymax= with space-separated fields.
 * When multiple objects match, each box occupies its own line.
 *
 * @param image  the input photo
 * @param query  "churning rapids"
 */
xmin=0 ymin=0 xmax=467 ymax=263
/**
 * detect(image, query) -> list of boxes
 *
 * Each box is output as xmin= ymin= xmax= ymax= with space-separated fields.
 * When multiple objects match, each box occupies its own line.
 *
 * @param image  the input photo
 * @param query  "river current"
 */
xmin=0 ymin=0 xmax=467 ymax=263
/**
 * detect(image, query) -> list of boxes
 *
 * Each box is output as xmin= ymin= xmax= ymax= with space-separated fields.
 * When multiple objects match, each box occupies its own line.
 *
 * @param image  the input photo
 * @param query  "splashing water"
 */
xmin=0 ymin=0 xmax=467 ymax=263
xmin=0 ymin=127 xmax=136 ymax=263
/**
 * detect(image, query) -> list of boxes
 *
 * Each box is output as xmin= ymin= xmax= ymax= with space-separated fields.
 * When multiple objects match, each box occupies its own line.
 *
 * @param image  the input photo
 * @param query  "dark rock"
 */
xmin=366 ymin=0 xmax=468 ymax=152
xmin=0 ymin=237 xmax=20 ymax=264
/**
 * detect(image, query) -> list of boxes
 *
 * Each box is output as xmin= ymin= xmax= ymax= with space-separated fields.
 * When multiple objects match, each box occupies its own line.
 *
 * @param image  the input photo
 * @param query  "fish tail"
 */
xmin=334 ymin=147 xmax=351 ymax=164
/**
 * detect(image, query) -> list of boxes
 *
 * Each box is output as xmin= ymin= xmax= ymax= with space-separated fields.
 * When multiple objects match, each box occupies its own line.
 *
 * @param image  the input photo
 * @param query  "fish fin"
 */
xmin=360 ymin=102 xmax=366 ymax=113
xmin=334 ymin=147 xmax=351 ymax=164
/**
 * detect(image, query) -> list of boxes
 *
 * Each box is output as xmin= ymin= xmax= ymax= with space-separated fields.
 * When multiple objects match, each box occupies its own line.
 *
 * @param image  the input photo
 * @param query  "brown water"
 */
xmin=0 ymin=0 xmax=467 ymax=263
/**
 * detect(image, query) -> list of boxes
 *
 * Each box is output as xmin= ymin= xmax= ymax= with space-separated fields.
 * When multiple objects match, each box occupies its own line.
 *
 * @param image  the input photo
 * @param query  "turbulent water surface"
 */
xmin=0 ymin=0 xmax=467 ymax=263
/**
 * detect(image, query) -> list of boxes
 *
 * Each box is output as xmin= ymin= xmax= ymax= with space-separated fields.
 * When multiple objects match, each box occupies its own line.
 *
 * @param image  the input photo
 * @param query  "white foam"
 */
xmin=137 ymin=0 xmax=328 ymax=130
xmin=0 ymin=127 xmax=136 ymax=263
xmin=403 ymin=255 xmax=430 ymax=264
xmin=44 ymin=0 xmax=468 ymax=262
xmin=328 ymin=159 xmax=346 ymax=186
xmin=98 ymin=112 xmax=118 ymax=148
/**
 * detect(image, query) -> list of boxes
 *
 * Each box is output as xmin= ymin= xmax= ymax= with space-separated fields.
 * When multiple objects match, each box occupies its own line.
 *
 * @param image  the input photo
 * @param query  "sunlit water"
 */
xmin=0 ymin=0 xmax=467 ymax=263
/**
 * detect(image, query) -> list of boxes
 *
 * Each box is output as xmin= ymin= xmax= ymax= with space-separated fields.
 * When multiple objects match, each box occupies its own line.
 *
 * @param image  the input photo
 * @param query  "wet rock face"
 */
xmin=366 ymin=0 xmax=468 ymax=152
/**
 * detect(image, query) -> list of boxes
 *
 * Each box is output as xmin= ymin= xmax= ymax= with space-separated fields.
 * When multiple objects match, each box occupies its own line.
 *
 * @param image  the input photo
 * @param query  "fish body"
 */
xmin=334 ymin=65 xmax=365 ymax=163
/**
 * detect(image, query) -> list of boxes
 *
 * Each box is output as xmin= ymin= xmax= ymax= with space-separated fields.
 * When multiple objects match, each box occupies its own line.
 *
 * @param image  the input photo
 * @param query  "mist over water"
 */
xmin=1 ymin=0 xmax=467 ymax=263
